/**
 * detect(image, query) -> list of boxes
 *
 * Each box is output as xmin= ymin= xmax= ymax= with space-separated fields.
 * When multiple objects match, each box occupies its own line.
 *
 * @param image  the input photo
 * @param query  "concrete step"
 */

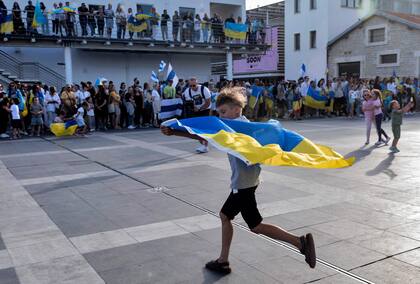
xmin=8 ymin=75 xmax=18 ymax=80
xmin=0 ymin=69 xmax=5 ymax=73
xmin=2 ymin=72 xmax=11 ymax=77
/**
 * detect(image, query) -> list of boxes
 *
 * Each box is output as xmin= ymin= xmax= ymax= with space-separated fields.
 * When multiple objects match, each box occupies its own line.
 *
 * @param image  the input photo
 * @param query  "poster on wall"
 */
xmin=233 ymin=27 xmax=279 ymax=74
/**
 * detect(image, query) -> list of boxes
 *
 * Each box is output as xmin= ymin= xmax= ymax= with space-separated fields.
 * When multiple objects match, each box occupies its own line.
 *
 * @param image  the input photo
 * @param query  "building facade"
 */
xmin=327 ymin=11 xmax=420 ymax=78
xmin=0 ymin=0 xmax=249 ymax=87
xmin=285 ymin=0 xmax=420 ymax=80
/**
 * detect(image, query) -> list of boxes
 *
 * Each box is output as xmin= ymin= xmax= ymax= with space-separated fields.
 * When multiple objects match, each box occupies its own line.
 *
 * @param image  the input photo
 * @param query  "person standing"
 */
xmin=172 ymin=11 xmax=180 ymax=42
xmin=45 ymin=86 xmax=61 ymax=128
xmin=152 ymin=83 xmax=161 ymax=127
xmin=161 ymin=9 xmax=170 ymax=41
xmin=78 ymin=3 xmax=89 ymax=37
xmin=202 ymin=13 xmax=210 ymax=43
xmin=96 ymin=6 xmax=105 ymax=37
xmin=24 ymin=1 xmax=35 ymax=35
xmin=12 ymin=2 xmax=24 ymax=34
xmin=105 ymin=4 xmax=114 ymax=39
xmin=115 ymin=4 xmax=126 ymax=39
xmin=163 ymin=79 xmax=176 ymax=99
xmin=193 ymin=14 xmax=201 ymax=43
xmin=183 ymin=77 xmax=211 ymax=153
xmin=150 ymin=7 xmax=159 ymax=40
xmin=87 ymin=5 xmax=96 ymax=36
xmin=372 ymin=89 xmax=390 ymax=146
xmin=40 ymin=2 xmax=49 ymax=34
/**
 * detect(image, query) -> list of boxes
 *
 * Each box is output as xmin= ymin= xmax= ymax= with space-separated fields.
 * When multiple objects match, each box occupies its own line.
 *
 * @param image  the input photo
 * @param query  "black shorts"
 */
xmin=12 ymin=119 xmax=21 ymax=129
xmin=220 ymin=186 xmax=263 ymax=229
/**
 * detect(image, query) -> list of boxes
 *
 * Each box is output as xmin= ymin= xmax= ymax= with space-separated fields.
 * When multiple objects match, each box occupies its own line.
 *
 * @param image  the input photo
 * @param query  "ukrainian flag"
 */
xmin=62 ymin=6 xmax=76 ymax=12
xmin=163 ymin=117 xmax=354 ymax=169
xmin=135 ymin=13 xmax=152 ymax=20
xmin=303 ymin=87 xmax=334 ymax=111
xmin=249 ymin=85 xmax=263 ymax=109
xmin=224 ymin=22 xmax=247 ymax=40
xmin=50 ymin=120 xmax=78 ymax=137
xmin=0 ymin=14 xmax=13 ymax=34
xmin=127 ymin=15 xmax=148 ymax=33
xmin=32 ymin=1 xmax=47 ymax=28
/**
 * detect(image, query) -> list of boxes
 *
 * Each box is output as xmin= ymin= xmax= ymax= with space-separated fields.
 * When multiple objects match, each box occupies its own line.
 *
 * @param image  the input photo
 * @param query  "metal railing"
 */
xmin=2 ymin=11 xmax=270 ymax=45
xmin=0 ymin=50 xmax=65 ymax=88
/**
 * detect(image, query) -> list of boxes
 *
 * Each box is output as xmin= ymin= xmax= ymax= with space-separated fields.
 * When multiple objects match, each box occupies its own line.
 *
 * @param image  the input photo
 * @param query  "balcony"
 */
xmin=1 ymin=14 xmax=271 ymax=56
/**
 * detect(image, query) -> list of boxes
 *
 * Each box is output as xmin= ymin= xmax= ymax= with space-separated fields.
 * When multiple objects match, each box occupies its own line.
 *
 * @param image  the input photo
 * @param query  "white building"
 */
xmin=1 ymin=0 xmax=251 ymax=87
xmin=285 ymin=0 xmax=377 ymax=80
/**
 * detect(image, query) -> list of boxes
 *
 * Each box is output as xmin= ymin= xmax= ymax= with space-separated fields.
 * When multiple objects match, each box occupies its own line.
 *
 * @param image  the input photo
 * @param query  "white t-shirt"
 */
xmin=76 ymin=107 xmax=85 ymax=120
xmin=387 ymin=82 xmax=397 ymax=95
xmin=11 ymin=104 xmax=20 ymax=120
xmin=76 ymin=90 xmax=90 ymax=104
xmin=45 ymin=93 xmax=61 ymax=112
xmin=152 ymin=90 xmax=161 ymax=114
xmin=300 ymin=81 xmax=309 ymax=97
xmin=183 ymin=85 xmax=211 ymax=110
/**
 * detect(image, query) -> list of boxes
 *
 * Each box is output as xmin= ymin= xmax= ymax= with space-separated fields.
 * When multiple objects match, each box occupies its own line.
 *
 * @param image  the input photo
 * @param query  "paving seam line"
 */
xmin=41 ymin=136 xmax=375 ymax=284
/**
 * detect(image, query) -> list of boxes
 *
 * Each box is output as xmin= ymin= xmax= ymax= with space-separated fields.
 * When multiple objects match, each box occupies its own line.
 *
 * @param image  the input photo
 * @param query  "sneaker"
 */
xmin=364 ymin=141 xmax=369 ymax=145
xmin=128 ymin=125 xmax=136 ymax=129
xmin=384 ymin=137 xmax=391 ymax=145
xmin=300 ymin=234 xmax=316 ymax=268
xmin=390 ymin=147 xmax=400 ymax=153
xmin=374 ymin=141 xmax=382 ymax=146
xmin=196 ymin=145 xmax=209 ymax=153
xmin=205 ymin=260 xmax=231 ymax=274
xmin=0 ymin=133 xmax=9 ymax=138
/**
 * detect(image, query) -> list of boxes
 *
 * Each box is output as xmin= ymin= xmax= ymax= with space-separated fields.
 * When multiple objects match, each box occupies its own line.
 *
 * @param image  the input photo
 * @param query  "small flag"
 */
xmin=127 ymin=15 xmax=148 ymax=33
xmin=32 ymin=1 xmax=47 ymax=28
xmin=300 ymin=64 xmax=306 ymax=77
xmin=158 ymin=98 xmax=183 ymax=120
xmin=95 ymin=77 xmax=108 ymax=87
xmin=159 ymin=60 xmax=166 ymax=73
xmin=224 ymin=22 xmax=247 ymax=40
xmin=166 ymin=63 xmax=179 ymax=88
xmin=151 ymin=71 xmax=159 ymax=83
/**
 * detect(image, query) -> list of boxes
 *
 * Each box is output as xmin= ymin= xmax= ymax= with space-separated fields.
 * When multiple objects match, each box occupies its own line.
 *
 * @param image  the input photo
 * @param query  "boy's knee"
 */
xmin=219 ymin=212 xmax=230 ymax=223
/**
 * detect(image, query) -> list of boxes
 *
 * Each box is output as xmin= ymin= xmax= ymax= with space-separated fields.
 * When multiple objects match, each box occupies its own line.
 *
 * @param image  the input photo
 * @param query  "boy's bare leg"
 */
xmin=218 ymin=213 xmax=233 ymax=263
xmin=251 ymin=223 xmax=302 ymax=250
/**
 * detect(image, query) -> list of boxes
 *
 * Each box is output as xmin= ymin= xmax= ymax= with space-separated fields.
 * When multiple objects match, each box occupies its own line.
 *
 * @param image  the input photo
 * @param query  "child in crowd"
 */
xmin=390 ymin=99 xmax=414 ymax=153
xmin=161 ymin=87 xmax=316 ymax=274
xmin=292 ymin=85 xmax=302 ymax=120
xmin=362 ymin=89 xmax=375 ymax=145
xmin=30 ymin=97 xmax=44 ymax=137
xmin=74 ymin=102 xmax=88 ymax=135
xmin=10 ymin=98 xmax=21 ymax=139
xmin=371 ymin=89 xmax=390 ymax=146
xmin=54 ymin=111 xmax=66 ymax=123
xmin=383 ymin=91 xmax=393 ymax=122
xmin=87 ymin=97 xmax=96 ymax=132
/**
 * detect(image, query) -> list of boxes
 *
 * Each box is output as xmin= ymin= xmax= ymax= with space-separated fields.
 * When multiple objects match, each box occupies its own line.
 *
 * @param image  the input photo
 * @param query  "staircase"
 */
xmin=0 ymin=50 xmax=65 ymax=89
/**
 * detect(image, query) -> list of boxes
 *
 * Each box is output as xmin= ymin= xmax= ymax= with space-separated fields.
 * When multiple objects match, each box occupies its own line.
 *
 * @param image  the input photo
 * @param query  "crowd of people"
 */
xmin=0 ymin=1 xmax=267 ymax=44
xmin=0 ymin=75 xmax=418 ymax=140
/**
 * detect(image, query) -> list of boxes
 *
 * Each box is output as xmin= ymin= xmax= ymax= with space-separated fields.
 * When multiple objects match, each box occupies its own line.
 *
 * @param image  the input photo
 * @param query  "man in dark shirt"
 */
xmin=24 ymin=0 xmax=35 ymax=34
xmin=172 ymin=11 xmax=180 ymax=42
xmin=78 ymin=3 xmax=89 ymax=36
xmin=161 ymin=9 xmax=170 ymax=41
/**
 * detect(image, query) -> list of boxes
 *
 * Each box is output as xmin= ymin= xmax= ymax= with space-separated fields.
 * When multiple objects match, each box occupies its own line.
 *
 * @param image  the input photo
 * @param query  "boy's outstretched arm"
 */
xmin=161 ymin=126 xmax=206 ymax=142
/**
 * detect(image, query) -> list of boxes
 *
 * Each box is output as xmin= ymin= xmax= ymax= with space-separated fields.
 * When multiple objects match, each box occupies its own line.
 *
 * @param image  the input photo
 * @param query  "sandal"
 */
xmin=300 ymin=234 xmax=316 ymax=268
xmin=205 ymin=259 xmax=231 ymax=274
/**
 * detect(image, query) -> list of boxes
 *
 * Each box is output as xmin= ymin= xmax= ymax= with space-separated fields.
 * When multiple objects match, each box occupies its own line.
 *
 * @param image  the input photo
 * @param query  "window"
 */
xmin=136 ymin=4 xmax=153 ymax=14
xmin=294 ymin=33 xmax=300 ymax=51
xmin=380 ymin=54 xmax=398 ymax=64
xmin=310 ymin=0 xmax=317 ymax=10
xmin=179 ymin=7 xmax=195 ymax=18
xmin=369 ymin=28 xmax=385 ymax=43
xmin=310 ymin=30 xmax=316 ymax=48
xmin=294 ymin=0 xmax=301 ymax=13
xmin=341 ymin=0 xmax=362 ymax=8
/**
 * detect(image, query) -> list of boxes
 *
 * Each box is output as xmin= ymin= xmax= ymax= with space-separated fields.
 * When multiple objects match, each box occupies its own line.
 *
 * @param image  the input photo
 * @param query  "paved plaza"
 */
xmin=0 ymin=116 xmax=420 ymax=283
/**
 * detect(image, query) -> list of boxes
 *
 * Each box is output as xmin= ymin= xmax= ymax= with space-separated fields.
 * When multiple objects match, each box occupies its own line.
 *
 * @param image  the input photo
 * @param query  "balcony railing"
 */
xmin=1 ymin=11 xmax=270 ymax=47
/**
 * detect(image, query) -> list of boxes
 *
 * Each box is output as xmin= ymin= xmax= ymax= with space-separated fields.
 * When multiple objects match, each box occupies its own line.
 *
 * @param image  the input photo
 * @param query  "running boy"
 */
xmin=161 ymin=87 xmax=316 ymax=274
xmin=74 ymin=101 xmax=88 ymax=135
xmin=389 ymin=99 xmax=414 ymax=153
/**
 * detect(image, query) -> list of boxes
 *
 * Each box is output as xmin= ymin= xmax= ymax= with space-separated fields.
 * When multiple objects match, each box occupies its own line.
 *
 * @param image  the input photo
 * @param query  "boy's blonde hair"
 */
xmin=216 ymin=87 xmax=247 ymax=109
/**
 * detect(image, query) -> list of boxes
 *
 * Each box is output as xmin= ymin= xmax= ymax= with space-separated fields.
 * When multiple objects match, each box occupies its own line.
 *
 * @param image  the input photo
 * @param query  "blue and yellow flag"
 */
xmin=224 ymin=22 xmax=247 ymax=40
xmin=0 ymin=14 xmax=13 ymax=33
xmin=303 ymin=87 xmax=334 ymax=111
xmin=32 ymin=1 xmax=47 ymax=28
xmin=127 ymin=15 xmax=148 ymax=33
xmin=135 ymin=13 xmax=152 ymax=20
xmin=50 ymin=120 xmax=78 ymax=137
xmin=163 ymin=117 xmax=354 ymax=169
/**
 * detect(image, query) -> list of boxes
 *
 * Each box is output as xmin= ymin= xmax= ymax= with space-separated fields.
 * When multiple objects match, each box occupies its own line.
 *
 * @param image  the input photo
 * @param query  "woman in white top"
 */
xmin=105 ymin=4 xmax=114 ymax=39
xmin=194 ymin=14 xmax=201 ymax=43
xmin=151 ymin=83 xmax=161 ymax=127
xmin=45 ymin=86 xmax=61 ymax=127
xmin=115 ymin=4 xmax=126 ymax=39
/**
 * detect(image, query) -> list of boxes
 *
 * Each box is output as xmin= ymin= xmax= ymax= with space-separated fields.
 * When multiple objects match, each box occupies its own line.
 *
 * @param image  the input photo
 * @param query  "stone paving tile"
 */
xmin=388 ymin=221 xmax=420 ymax=241
xmin=349 ymin=231 xmax=420 ymax=256
xmin=316 ymin=240 xmax=386 ymax=270
xmin=0 ymin=233 xmax=5 ymax=250
xmin=0 ymin=267 xmax=20 ymax=284
xmin=15 ymin=255 xmax=104 ymax=284
xmin=310 ymin=273 xmax=361 ymax=284
xmin=52 ymin=135 xmax=119 ymax=149
xmin=0 ymin=140 xmax=60 ymax=155
xmin=393 ymin=248 xmax=420 ymax=267
xmin=351 ymin=258 xmax=420 ymax=284
xmin=0 ymin=152 xmax=83 ymax=168
xmin=310 ymin=219 xmax=383 ymax=241
xmin=0 ymin=250 xmax=13 ymax=270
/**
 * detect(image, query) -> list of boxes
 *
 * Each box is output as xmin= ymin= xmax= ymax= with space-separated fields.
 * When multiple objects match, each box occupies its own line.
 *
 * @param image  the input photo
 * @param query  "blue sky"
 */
xmin=246 ymin=0 xmax=283 ymax=9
